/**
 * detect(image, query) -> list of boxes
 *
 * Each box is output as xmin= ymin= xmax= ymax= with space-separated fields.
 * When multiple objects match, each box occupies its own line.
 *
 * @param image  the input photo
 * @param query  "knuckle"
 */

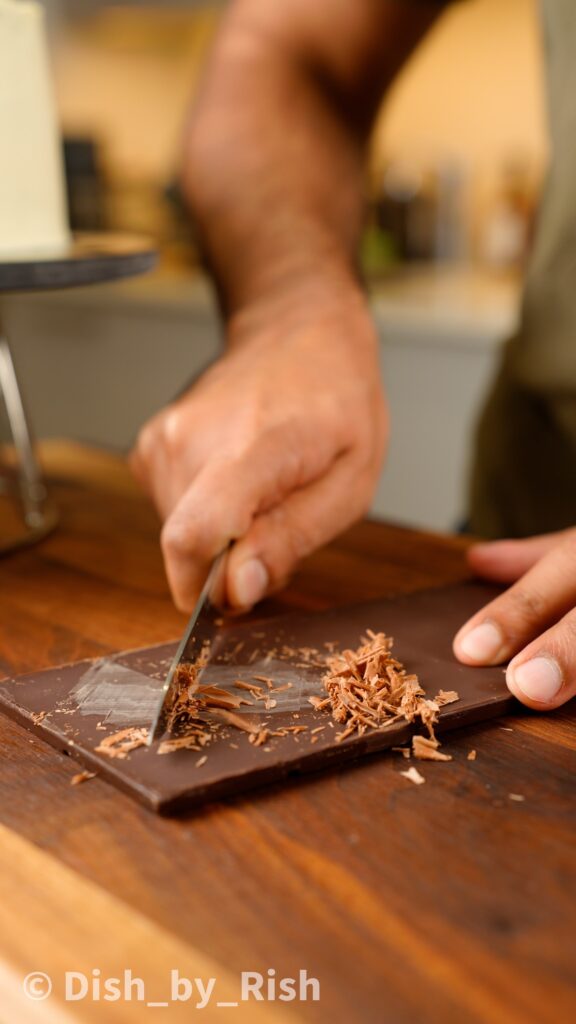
xmin=506 ymin=584 xmax=548 ymax=628
xmin=135 ymin=423 xmax=157 ymax=464
xmin=270 ymin=506 xmax=311 ymax=570
xmin=559 ymin=608 xmax=576 ymax=647
xmin=161 ymin=407 xmax=188 ymax=456
xmin=160 ymin=519 xmax=195 ymax=560
xmin=287 ymin=520 xmax=312 ymax=563
xmin=139 ymin=406 xmax=191 ymax=463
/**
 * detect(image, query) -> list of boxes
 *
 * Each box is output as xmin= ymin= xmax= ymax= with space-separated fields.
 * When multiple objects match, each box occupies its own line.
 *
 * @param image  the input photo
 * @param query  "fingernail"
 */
xmin=512 ymin=656 xmax=563 ymax=704
xmin=234 ymin=558 xmax=269 ymax=608
xmin=459 ymin=621 xmax=504 ymax=664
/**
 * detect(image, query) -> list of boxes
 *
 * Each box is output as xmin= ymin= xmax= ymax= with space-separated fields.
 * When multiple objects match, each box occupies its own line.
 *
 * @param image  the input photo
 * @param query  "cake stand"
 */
xmin=0 ymin=233 xmax=157 ymax=554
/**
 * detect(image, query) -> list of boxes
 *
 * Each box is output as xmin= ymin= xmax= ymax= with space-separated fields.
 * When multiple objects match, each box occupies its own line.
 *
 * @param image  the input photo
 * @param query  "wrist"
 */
xmin=226 ymin=268 xmax=374 ymax=351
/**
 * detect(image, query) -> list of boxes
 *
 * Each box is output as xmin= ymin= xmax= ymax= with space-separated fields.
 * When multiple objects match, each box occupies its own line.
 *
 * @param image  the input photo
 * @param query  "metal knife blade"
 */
xmin=147 ymin=549 xmax=227 ymax=745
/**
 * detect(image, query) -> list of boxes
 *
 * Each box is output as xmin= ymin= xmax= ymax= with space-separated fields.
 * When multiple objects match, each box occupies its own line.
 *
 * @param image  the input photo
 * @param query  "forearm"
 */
xmin=182 ymin=33 xmax=364 ymax=317
xmin=181 ymin=0 xmax=443 ymax=318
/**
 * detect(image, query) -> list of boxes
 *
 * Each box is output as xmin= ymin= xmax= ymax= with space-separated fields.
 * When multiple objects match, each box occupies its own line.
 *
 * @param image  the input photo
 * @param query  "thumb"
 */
xmin=467 ymin=530 xmax=574 ymax=584
xmin=226 ymin=451 xmax=372 ymax=609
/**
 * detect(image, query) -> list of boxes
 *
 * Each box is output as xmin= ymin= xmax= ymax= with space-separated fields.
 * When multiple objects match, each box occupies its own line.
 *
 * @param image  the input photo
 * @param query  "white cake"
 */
xmin=0 ymin=0 xmax=69 ymax=258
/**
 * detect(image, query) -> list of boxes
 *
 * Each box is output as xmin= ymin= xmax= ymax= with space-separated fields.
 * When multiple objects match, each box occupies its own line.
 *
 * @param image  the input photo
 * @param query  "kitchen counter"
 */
xmin=370 ymin=265 xmax=520 ymax=348
xmin=0 ymin=442 xmax=573 ymax=1023
xmin=4 ymin=262 xmax=520 ymax=343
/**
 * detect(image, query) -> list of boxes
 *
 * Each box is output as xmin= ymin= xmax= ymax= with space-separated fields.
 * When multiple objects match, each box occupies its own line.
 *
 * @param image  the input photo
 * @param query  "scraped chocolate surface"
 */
xmin=0 ymin=582 xmax=513 ymax=814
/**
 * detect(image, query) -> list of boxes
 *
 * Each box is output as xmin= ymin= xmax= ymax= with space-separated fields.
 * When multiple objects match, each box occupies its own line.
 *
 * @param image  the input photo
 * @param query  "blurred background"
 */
xmin=2 ymin=0 xmax=548 ymax=532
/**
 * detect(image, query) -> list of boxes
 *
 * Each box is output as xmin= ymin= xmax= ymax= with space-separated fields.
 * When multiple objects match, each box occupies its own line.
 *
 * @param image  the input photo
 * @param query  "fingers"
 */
xmin=467 ymin=530 xmax=572 ymax=584
xmin=225 ymin=448 xmax=375 ymax=609
xmin=162 ymin=438 xmax=374 ymax=613
xmin=159 ymin=422 xmax=348 ymax=611
xmin=160 ymin=456 xmax=261 ymax=612
xmin=129 ymin=312 xmax=387 ymax=614
xmin=454 ymin=530 xmax=576 ymax=667
xmin=506 ymin=610 xmax=576 ymax=710
xmin=129 ymin=408 xmax=201 ymax=521
xmin=457 ymin=529 xmax=576 ymax=709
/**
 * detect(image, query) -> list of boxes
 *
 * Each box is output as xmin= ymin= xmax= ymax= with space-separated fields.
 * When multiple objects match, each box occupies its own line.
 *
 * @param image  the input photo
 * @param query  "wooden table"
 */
xmin=0 ymin=443 xmax=574 ymax=1024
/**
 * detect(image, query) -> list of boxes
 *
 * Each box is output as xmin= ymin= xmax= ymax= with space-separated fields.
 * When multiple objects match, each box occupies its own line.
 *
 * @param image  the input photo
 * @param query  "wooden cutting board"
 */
xmin=0 ymin=581 xmax=513 ymax=813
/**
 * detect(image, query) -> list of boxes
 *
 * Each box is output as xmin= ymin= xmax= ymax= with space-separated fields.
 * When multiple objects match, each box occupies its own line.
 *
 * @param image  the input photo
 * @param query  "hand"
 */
xmin=453 ymin=528 xmax=576 ymax=710
xmin=130 ymin=287 xmax=387 ymax=612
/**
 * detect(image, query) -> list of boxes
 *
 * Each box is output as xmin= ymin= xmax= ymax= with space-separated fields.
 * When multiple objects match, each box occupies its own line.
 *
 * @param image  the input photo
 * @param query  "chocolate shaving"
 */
xmin=436 ymin=690 xmax=460 ymax=706
xmin=197 ymin=684 xmax=253 ymax=710
xmin=248 ymin=723 xmax=308 ymax=747
xmin=249 ymin=730 xmax=270 ymax=747
xmin=31 ymin=710 xmax=49 ymax=725
xmin=315 ymin=630 xmax=459 ymax=748
xmin=94 ymin=626 xmax=462 ymax=766
xmin=70 ymin=770 xmax=96 ymax=786
xmin=158 ymin=736 xmax=202 ymax=755
xmin=95 ymin=727 xmax=149 ymax=760
xmin=233 ymin=680 xmax=264 ymax=696
xmin=252 ymin=674 xmax=274 ymax=689
xmin=209 ymin=708 xmax=260 ymax=734
xmin=412 ymin=735 xmax=452 ymax=761
xmin=400 ymin=766 xmax=426 ymax=786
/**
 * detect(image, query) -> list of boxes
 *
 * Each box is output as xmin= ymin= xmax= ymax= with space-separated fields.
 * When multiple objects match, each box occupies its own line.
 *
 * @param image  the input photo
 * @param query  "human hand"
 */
xmin=130 ymin=287 xmax=387 ymax=612
xmin=453 ymin=529 xmax=576 ymax=710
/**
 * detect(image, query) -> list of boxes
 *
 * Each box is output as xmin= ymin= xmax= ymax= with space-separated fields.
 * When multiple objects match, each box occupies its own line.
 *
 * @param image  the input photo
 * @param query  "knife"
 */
xmin=147 ymin=549 xmax=227 ymax=745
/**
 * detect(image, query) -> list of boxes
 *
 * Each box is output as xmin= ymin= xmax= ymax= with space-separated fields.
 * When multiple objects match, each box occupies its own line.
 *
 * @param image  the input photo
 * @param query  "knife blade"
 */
xmin=147 ymin=549 xmax=227 ymax=745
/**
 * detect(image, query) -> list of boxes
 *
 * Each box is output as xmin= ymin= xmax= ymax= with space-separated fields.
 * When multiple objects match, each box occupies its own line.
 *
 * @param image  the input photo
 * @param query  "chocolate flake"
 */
xmin=209 ymin=709 xmax=260 ymax=734
xmin=400 ymin=766 xmax=426 ymax=786
xmin=158 ymin=736 xmax=202 ymax=755
xmin=70 ymin=770 xmax=96 ymax=786
xmin=100 ymin=625 xmax=461 ymax=764
xmin=314 ymin=630 xmax=459 ymax=750
xmin=95 ymin=727 xmax=149 ymax=760
xmin=197 ymin=684 xmax=253 ymax=710
xmin=412 ymin=735 xmax=452 ymax=762
xmin=233 ymin=680 xmax=264 ymax=696
xmin=31 ymin=710 xmax=49 ymax=725
xmin=252 ymin=674 xmax=274 ymax=689
xmin=436 ymin=690 xmax=460 ymax=706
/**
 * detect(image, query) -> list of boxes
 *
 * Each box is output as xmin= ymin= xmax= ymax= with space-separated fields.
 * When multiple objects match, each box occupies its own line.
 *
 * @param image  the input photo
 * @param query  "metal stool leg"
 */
xmin=0 ymin=323 xmax=58 ymax=553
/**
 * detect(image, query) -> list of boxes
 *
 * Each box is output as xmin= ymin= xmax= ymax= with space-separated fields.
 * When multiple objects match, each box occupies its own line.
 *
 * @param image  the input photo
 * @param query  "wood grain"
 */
xmin=0 ymin=823 xmax=296 ymax=1023
xmin=0 ymin=442 xmax=574 ymax=1024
